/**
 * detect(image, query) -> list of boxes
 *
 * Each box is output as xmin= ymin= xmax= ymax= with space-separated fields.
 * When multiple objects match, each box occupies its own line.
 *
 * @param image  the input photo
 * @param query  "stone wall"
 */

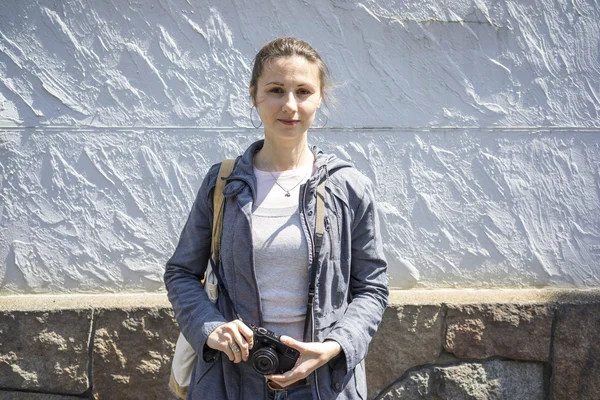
xmin=1 ymin=290 xmax=598 ymax=399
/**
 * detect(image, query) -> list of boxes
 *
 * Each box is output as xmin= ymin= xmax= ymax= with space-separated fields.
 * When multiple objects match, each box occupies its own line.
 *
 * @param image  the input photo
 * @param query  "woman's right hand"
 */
xmin=206 ymin=319 xmax=254 ymax=363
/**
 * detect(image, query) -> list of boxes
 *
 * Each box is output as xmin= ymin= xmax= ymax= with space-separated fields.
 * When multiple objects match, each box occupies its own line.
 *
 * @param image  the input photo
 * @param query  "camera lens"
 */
xmin=250 ymin=347 xmax=279 ymax=375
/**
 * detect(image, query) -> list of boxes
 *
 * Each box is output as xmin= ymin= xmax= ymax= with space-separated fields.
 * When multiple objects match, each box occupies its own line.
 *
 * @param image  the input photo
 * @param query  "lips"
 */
xmin=278 ymin=119 xmax=299 ymax=126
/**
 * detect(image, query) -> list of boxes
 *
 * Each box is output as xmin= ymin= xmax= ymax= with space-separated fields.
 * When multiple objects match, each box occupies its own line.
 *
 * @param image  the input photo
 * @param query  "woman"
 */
xmin=165 ymin=37 xmax=388 ymax=400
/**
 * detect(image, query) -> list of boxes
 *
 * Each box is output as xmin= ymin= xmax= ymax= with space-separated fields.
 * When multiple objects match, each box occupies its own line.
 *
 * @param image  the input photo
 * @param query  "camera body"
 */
xmin=248 ymin=324 xmax=300 ymax=375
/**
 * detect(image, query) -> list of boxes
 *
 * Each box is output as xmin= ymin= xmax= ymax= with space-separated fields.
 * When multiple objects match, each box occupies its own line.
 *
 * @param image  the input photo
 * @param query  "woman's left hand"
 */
xmin=266 ymin=336 xmax=342 ymax=388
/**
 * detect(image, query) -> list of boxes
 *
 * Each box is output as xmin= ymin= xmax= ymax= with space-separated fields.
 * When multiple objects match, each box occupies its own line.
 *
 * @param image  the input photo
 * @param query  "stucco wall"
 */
xmin=1 ymin=0 xmax=599 ymax=293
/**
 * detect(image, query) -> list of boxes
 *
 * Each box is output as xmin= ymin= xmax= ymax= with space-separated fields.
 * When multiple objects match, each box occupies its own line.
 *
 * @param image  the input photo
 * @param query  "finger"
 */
xmin=230 ymin=327 xmax=250 ymax=362
xmin=235 ymin=320 xmax=254 ymax=349
xmin=222 ymin=344 xmax=235 ymax=361
xmin=267 ymin=368 xmax=298 ymax=385
xmin=266 ymin=373 xmax=290 ymax=382
xmin=229 ymin=340 xmax=243 ymax=363
xmin=221 ymin=327 xmax=242 ymax=364
xmin=267 ymin=374 xmax=300 ymax=388
xmin=219 ymin=331 xmax=235 ymax=361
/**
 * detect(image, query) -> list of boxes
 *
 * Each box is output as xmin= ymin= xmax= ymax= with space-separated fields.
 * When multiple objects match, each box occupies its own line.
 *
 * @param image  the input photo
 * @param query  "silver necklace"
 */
xmin=268 ymin=170 xmax=309 ymax=197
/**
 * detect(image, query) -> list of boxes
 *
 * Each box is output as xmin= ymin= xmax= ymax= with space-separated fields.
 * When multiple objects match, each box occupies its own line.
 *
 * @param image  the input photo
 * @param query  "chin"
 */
xmin=266 ymin=126 xmax=308 ymax=139
xmin=277 ymin=130 xmax=307 ymax=140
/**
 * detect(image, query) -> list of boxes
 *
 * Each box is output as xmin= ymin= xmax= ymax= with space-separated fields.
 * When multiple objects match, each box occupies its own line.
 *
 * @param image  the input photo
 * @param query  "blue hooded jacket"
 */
xmin=165 ymin=140 xmax=388 ymax=400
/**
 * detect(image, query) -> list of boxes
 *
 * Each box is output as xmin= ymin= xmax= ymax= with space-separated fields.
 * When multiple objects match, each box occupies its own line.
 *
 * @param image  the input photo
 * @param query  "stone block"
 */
xmin=444 ymin=304 xmax=553 ymax=361
xmin=92 ymin=308 xmax=179 ymax=400
xmin=551 ymin=303 xmax=600 ymax=399
xmin=366 ymin=304 xmax=443 ymax=399
xmin=0 ymin=310 xmax=92 ymax=394
xmin=0 ymin=392 xmax=82 ymax=399
xmin=378 ymin=360 xmax=544 ymax=400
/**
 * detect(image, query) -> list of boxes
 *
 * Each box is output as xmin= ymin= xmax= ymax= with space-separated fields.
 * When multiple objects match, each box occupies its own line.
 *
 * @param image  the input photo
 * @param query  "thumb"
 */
xmin=280 ymin=335 xmax=305 ymax=351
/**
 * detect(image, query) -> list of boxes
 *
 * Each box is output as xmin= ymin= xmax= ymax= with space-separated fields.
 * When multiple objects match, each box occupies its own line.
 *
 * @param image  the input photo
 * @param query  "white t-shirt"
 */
xmin=251 ymin=163 xmax=313 ymax=340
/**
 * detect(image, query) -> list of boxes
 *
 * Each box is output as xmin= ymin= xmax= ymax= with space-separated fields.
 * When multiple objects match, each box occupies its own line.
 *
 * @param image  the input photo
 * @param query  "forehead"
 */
xmin=259 ymin=56 xmax=321 ymax=87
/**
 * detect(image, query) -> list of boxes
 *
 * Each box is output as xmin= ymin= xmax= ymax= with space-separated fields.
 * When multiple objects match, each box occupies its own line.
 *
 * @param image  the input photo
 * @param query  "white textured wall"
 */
xmin=0 ymin=0 xmax=599 ymax=293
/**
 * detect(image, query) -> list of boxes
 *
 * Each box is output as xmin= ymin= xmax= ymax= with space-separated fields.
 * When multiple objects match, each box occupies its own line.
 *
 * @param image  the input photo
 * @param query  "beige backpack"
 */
xmin=169 ymin=159 xmax=235 ymax=399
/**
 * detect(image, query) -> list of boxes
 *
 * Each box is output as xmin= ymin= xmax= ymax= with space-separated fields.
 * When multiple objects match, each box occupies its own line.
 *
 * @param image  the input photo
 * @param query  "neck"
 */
xmin=255 ymin=138 xmax=313 ymax=172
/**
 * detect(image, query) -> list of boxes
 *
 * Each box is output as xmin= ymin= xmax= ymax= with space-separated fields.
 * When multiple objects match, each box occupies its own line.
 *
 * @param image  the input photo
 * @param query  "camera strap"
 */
xmin=211 ymin=257 xmax=243 ymax=321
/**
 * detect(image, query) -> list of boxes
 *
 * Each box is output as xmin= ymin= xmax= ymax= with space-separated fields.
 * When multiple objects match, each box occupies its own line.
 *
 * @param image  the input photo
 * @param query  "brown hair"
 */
xmin=249 ymin=37 xmax=331 ymax=105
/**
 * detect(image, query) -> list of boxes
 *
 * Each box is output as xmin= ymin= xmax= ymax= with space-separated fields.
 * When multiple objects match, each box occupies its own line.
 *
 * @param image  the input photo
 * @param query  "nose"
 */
xmin=282 ymin=92 xmax=298 ymax=114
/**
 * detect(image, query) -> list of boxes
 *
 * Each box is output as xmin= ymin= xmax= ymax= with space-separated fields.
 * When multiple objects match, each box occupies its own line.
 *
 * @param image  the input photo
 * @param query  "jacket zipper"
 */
xmin=300 ymin=180 xmax=325 ymax=400
xmin=312 ymin=304 xmax=322 ymax=400
xmin=300 ymin=183 xmax=314 ymax=266
xmin=298 ymin=181 xmax=324 ymax=400
xmin=324 ymin=217 xmax=335 ymax=261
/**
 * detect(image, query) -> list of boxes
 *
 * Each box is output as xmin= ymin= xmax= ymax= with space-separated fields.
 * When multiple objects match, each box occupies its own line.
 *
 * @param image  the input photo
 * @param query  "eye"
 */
xmin=297 ymin=88 xmax=312 ymax=95
xmin=268 ymin=87 xmax=284 ymax=94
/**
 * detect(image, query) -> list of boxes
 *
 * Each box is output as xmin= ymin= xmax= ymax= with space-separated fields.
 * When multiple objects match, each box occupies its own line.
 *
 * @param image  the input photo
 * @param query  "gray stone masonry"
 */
xmin=444 ymin=304 xmax=553 ymax=361
xmin=551 ymin=303 xmax=600 ymax=399
xmin=93 ymin=308 xmax=179 ymax=400
xmin=367 ymin=305 xmax=443 ymax=399
xmin=378 ymin=360 xmax=544 ymax=400
xmin=0 ymin=310 xmax=92 ymax=394
xmin=0 ymin=289 xmax=599 ymax=399
xmin=0 ymin=393 xmax=82 ymax=399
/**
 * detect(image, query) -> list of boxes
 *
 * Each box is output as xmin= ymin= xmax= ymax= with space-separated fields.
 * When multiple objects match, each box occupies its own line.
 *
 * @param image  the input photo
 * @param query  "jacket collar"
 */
xmin=221 ymin=139 xmax=350 ymax=199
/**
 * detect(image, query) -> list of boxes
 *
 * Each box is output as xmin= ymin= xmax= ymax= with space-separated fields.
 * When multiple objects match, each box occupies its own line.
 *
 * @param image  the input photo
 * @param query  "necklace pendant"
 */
xmin=285 ymin=192 xmax=291 ymax=197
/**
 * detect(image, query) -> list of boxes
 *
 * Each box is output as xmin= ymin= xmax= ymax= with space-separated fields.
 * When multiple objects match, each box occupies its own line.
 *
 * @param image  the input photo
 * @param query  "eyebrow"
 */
xmin=264 ymin=81 xmax=314 ymax=88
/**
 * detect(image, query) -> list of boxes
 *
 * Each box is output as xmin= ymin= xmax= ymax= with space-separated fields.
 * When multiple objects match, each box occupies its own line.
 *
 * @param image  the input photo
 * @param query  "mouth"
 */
xmin=278 ymin=119 xmax=299 ymax=126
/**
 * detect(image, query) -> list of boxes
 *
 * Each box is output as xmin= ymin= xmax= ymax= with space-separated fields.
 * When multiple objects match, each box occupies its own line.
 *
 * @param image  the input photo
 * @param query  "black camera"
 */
xmin=248 ymin=324 xmax=300 ymax=375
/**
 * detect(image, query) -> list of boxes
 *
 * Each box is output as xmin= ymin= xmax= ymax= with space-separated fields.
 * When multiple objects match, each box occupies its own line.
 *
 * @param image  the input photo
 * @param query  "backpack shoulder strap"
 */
xmin=315 ymin=182 xmax=326 ymax=240
xmin=211 ymin=159 xmax=235 ymax=262
xmin=302 ymin=180 xmax=326 ymax=340
xmin=307 ymin=181 xmax=325 ymax=306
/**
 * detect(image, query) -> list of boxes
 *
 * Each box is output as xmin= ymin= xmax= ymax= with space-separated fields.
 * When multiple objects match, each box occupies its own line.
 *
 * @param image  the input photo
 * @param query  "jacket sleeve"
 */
xmin=325 ymin=176 xmax=389 ymax=377
xmin=164 ymin=164 xmax=227 ymax=363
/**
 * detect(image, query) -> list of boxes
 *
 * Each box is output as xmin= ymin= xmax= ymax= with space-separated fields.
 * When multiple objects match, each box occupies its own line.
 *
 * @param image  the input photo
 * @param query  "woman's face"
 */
xmin=252 ymin=56 xmax=322 ymax=143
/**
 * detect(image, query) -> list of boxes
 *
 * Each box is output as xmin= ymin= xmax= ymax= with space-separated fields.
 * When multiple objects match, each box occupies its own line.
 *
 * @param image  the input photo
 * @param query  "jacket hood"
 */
xmin=222 ymin=139 xmax=353 ymax=199
xmin=312 ymin=144 xmax=353 ymax=174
